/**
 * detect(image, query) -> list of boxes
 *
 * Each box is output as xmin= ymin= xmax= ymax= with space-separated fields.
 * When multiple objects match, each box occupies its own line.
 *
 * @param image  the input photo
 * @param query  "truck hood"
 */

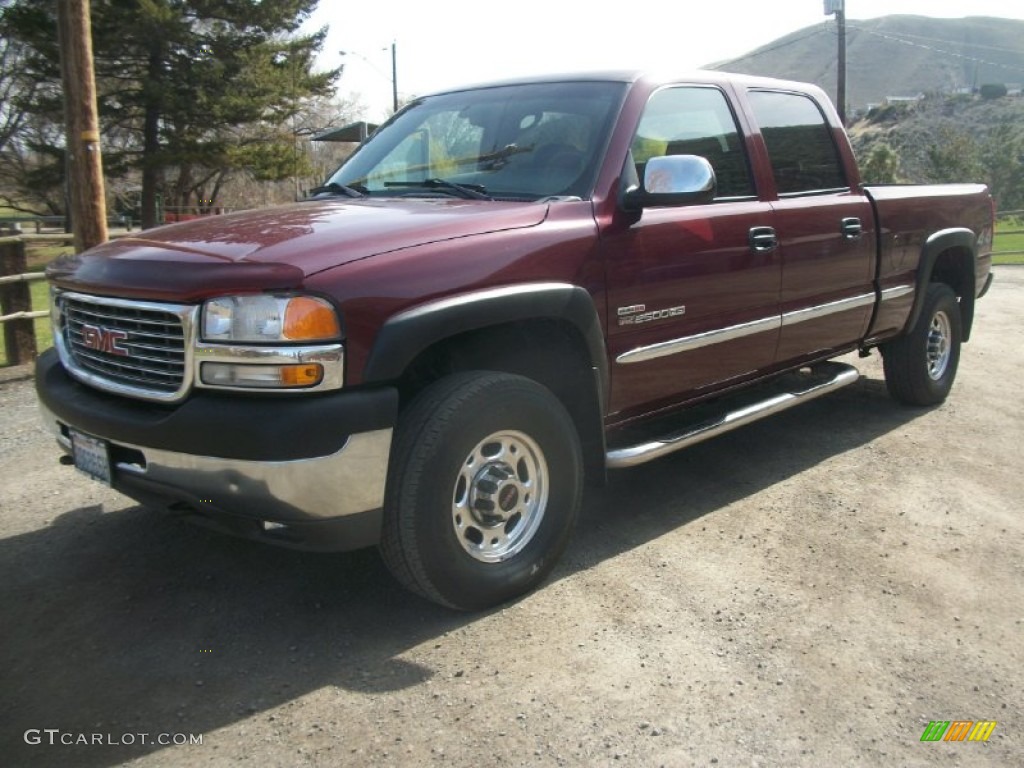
xmin=48 ymin=198 xmax=549 ymax=302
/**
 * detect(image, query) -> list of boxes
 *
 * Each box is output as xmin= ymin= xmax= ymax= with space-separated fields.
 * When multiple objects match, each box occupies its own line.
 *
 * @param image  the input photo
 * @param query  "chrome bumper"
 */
xmin=39 ymin=401 xmax=392 ymax=524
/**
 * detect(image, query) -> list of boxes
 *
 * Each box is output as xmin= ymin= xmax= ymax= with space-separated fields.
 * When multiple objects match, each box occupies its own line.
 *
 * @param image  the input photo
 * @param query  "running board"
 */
xmin=605 ymin=362 xmax=860 ymax=469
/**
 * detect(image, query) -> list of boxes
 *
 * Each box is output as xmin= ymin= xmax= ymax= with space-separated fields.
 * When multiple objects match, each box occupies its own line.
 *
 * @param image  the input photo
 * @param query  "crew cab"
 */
xmin=36 ymin=71 xmax=994 ymax=610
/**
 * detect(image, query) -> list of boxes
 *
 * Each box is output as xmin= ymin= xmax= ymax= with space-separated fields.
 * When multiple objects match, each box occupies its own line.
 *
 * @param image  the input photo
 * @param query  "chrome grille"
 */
xmin=60 ymin=294 xmax=192 ymax=399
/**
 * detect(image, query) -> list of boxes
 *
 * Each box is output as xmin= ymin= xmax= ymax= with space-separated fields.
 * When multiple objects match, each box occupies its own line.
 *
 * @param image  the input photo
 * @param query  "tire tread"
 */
xmin=379 ymin=371 xmax=581 ymax=610
xmin=882 ymin=283 xmax=961 ymax=406
xmin=379 ymin=373 xmax=493 ymax=608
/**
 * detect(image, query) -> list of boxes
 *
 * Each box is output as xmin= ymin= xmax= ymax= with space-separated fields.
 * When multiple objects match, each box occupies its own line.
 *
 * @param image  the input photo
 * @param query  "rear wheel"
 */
xmin=882 ymin=283 xmax=962 ymax=406
xmin=380 ymin=372 xmax=582 ymax=610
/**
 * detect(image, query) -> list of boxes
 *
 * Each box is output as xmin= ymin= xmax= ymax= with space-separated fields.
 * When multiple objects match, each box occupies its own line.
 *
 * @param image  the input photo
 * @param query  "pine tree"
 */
xmin=4 ymin=0 xmax=338 ymax=227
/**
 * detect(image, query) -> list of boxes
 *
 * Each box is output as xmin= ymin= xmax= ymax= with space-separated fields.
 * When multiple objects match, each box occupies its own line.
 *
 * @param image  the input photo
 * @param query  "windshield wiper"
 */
xmin=476 ymin=143 xmax=533 ymax=170
xmin=308 ymin=181 xmax=366 ymax=198
xmin=384 ymin=178 xmax=491 ymax=200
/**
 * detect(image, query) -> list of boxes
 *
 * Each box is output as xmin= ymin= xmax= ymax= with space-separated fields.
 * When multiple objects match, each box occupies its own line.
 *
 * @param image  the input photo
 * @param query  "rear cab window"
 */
xmin=746 ymin=90 xmax=848 ymax=196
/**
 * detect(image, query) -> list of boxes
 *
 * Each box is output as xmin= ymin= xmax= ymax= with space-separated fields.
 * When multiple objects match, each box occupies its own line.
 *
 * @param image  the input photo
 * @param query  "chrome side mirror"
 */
xmin=622 ymin=154 xmax=717 ymax=210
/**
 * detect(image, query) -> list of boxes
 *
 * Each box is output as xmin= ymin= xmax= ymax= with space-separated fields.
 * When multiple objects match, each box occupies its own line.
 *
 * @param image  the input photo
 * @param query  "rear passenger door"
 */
xmin=745 ymin=89 xmax=876 ymax=363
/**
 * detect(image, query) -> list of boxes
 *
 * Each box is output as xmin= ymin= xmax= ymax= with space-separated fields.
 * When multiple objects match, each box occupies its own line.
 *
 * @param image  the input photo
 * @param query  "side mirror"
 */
xmin=622 ymin=154 xmax=717 ymax=211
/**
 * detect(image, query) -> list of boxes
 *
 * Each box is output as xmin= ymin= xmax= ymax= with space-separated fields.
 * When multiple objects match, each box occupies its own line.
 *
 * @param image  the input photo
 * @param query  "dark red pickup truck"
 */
xmin=36 ymin=71 xmax=993 ymax=609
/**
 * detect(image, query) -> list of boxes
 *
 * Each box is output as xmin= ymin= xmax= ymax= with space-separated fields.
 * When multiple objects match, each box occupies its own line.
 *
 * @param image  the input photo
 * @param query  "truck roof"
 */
xmin=424 ymin=69 xmax=831 ymax=99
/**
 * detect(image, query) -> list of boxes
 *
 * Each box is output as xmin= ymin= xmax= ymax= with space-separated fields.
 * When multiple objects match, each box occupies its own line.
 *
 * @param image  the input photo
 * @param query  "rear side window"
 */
xmin=747 ymin=90 xmax=847 ymax=195
xmin=631 ymin=86 xmax=755 ymax=199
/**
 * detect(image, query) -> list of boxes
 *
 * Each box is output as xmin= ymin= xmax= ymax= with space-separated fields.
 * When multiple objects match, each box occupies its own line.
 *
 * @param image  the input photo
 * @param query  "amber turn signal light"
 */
xmin=280 ymin=364 xmax=324 ymax=387
xmin=201 ymin=362 xmax=325 ymax=389
xmin=284 ymin=297 xmax=341 ymax=341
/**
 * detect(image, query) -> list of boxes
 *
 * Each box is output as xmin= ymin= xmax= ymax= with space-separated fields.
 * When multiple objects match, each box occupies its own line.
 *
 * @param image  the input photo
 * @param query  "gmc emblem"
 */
xmin=80 ymin=324 xmax=129 ymax=356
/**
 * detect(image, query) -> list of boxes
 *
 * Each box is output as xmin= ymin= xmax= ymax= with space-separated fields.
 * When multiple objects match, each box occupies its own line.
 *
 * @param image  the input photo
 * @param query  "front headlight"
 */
xmin=201 ymin=295 xmax=341 ymax=343
xmin=197 ymin=294 xmax=344 ymax=392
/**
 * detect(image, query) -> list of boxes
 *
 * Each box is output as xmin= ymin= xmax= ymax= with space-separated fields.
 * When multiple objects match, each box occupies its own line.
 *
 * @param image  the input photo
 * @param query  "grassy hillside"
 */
xmin=850 ymin=92 xmax=1024 ymax=171
xmin=848 ymin=93 xmax=1024 ymax=208
xmin=712 ymin=15 xmax=1024 ymax=110
xmin=712 ymin=15 xmax=1024 ymax=218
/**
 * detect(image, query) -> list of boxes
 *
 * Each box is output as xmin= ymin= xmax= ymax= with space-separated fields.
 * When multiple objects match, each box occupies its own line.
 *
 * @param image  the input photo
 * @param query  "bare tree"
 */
xmin=0 ymin=4 xmax=45 ymax=211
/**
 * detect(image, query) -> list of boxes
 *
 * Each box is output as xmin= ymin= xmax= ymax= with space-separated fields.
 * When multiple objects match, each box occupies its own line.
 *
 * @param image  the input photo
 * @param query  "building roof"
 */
xmin=312 ymin=121 xmax=379 ymax=143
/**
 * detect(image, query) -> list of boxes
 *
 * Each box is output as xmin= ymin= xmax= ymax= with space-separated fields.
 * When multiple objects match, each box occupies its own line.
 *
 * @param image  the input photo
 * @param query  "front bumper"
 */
xmin=35 ymin=349 xmax=398 ymax=551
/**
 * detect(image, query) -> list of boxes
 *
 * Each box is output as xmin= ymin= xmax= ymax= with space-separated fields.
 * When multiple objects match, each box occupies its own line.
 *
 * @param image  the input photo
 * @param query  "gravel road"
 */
xmin=1 ymin=268 xmax=1022 ymax=768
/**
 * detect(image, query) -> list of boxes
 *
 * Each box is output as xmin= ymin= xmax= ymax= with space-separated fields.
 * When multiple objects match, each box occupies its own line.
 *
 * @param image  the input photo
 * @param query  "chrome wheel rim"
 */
xmin=451 ymin=430 xmax=548 ymax=563
xmin=927 ymin=309 xmax=952 ymax=380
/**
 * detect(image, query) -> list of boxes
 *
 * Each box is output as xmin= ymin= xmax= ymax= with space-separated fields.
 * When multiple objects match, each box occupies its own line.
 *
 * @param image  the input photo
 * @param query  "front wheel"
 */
xmin=380 ymin=372 xmax=583 ymax=610
xmin=882 ymin=283 xmax=962 ymax=406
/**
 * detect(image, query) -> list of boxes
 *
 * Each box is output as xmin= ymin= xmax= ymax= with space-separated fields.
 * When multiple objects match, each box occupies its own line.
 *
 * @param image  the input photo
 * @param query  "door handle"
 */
xmin=841 ymin=217 xmax=863 ymax=240
xmin=749 ymin=226 xmax=778 ymax=253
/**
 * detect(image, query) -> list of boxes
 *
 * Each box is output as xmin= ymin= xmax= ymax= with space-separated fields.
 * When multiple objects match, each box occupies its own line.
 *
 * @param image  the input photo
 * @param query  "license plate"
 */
xmin=70 ymin=429 xmax=112 ymax=485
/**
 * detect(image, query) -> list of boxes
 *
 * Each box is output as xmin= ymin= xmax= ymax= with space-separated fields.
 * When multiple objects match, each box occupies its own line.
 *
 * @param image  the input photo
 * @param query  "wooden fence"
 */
xmin=0 ymin=237 xmax=46 ymax=365
xmin=0 ymin=214 xmax=132 ymax=234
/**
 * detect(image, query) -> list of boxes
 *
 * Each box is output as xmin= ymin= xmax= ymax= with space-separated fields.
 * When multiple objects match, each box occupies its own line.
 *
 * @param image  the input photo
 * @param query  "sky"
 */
xmin=303 ymin=0 xmax=1024 ymax=121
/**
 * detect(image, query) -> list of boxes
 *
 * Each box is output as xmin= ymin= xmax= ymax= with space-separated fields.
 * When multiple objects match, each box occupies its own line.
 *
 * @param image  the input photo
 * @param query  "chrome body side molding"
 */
xmin=616 ymin=316 xmax=781 ymax=365
xmin=780 ymin=292 xmax=874 ymax=327
xmin=616 ymin=286 xmax=914 ymax=365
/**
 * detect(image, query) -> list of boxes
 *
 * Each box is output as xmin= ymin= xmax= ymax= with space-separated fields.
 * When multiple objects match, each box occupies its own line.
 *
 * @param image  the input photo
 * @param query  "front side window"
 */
xmin=746 ymin=90 xmax=848 ymax=195
xmin=330 ymin=81 xmax=627 ymax=201
xmin=631 ymin=86 xmax=755 ymax=199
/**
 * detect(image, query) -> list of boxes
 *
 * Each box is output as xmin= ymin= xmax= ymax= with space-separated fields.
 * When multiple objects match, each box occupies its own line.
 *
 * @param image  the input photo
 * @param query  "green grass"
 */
xmin=30 ymin=279 xmax=52 ymax=353
xmin=993 ymin=224 xmax=1024 ymax=265
xmin=26 ymin=242 xmax=74 ymax=270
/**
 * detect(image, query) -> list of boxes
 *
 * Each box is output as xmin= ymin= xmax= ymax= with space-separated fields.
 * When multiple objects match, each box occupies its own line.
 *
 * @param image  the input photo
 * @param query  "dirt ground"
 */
xmin=1 ymin=268 xmax=1021 ymax=768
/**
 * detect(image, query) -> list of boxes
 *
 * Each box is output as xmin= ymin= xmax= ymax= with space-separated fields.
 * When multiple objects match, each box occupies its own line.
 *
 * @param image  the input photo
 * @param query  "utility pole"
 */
xmin=391 ymin=41 xmax=398 ymax=113
xmin=825 ymin=0 xmax=847 ymax=126
xmin=339 ymin=45 xmax=399 ymax=115
xmin=56 ymin=0 xmax=107 ymax=252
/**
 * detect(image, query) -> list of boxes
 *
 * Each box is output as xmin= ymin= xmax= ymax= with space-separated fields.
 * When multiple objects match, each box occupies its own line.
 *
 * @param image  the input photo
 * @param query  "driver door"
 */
xmin=601 ymin=85 xmax=781 ymax=421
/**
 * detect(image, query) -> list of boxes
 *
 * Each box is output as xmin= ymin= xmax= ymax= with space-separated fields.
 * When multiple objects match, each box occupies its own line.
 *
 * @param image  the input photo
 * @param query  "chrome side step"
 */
xmin=606 ymin=362 xmax=860 ymax=469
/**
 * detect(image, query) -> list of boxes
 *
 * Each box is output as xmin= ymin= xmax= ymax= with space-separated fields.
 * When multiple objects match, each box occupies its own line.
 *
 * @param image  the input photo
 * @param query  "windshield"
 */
xmin=327 ymin=81 xmax=627 ymax=201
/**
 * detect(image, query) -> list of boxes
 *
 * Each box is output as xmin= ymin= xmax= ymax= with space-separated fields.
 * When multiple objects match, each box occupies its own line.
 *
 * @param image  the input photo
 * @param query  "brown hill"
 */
xmin=711 ymin=15 xmax=1024 ymax=110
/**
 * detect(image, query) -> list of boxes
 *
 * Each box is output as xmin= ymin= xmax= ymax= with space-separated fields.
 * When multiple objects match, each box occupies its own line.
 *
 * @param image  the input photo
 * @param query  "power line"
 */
xmin=721 ymin=24 xmax=832 ymax=63
xmin=847 ymin=25 xmax=1024 ymax=56
xmin=720 ymin=19 xmax=1024 ymax=77
xmin=845 ymin=23 xmax=1024 ymax=77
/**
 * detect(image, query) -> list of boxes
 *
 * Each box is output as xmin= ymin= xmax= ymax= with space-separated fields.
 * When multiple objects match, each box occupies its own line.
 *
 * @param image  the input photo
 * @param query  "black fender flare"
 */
xmin=363 ymin=282 xmax=609 ymax=410
xmin=905 ymin=228 xmax=977 ymax=341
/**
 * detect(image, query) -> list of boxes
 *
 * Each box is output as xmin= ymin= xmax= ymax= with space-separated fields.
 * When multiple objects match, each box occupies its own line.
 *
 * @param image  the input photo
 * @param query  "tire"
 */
xmin=882 ymin=283 xmax=962 ymax=406
xmin=380 ymin=372 xmax=583 ymax=610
